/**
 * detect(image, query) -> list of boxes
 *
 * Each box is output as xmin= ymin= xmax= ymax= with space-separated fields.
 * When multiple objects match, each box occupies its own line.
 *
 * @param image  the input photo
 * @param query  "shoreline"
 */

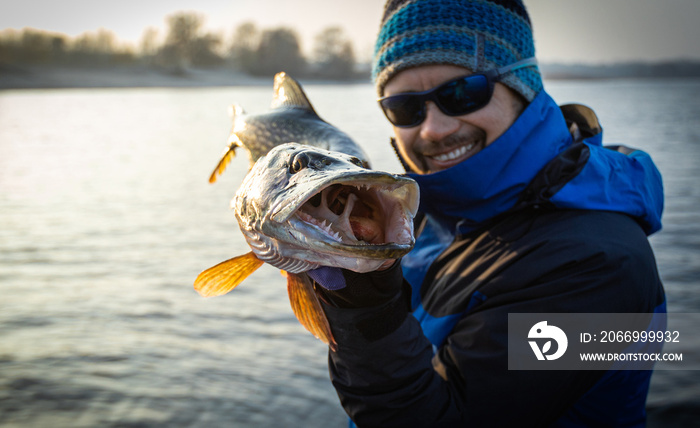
xmin=0 ymin=63 xmax=700 ymax=91
xmin=3 ymin=64 xmax=700 ymax=91
xmin=0 ymin=65 xmax=371 ymax=90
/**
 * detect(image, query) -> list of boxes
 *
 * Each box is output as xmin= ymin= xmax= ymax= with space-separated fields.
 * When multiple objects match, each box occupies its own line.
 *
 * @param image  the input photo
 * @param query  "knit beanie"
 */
xmin=372 ymin=0 xmax=543 ymax=101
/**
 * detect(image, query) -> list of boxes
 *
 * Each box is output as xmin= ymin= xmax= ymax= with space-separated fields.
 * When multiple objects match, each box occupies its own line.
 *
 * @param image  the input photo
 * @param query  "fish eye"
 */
xmin=289 ymin=152 xmax=310 ymax=174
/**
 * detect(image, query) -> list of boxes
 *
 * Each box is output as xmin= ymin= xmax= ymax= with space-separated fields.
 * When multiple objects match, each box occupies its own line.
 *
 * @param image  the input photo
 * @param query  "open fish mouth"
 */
xmin=290 ymin=179 xmax=417 ymax=251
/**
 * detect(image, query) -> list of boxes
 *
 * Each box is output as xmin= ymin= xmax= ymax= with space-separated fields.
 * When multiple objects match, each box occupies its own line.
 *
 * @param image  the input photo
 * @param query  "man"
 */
xmin=308 ymin=1 xmax=665 ymax=426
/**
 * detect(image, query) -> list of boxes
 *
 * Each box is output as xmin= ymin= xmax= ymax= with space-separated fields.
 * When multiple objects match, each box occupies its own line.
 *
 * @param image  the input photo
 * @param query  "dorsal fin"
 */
xmin=271 ymin=72 xmax=319 ymax=116
xmin=228 ymin=104 xmax=244 ymax=119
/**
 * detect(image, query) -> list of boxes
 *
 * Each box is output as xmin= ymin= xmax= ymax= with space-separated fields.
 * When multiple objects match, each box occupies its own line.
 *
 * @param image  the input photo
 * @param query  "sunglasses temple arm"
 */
xmin=496 ymin=57 xmax=538 ymax=78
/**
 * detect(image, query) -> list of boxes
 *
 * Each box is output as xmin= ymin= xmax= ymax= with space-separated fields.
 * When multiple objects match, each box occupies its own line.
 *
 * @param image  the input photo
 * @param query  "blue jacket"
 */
xmin=322 ymin=90 xmax=665 ymax=427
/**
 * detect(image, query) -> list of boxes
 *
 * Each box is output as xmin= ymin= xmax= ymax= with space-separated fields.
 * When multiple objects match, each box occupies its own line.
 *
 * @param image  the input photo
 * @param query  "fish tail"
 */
xmin=208 ymin=133 xmax=243 ymax=184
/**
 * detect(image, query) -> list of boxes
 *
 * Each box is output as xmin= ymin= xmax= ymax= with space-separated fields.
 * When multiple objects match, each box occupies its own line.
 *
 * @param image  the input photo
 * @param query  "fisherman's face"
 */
xmin=383 ymin=64 xmax=527 ymax=175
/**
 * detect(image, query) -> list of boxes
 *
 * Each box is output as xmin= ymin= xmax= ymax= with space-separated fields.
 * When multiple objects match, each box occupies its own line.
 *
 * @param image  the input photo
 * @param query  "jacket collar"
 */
xmin=406 ymin=90 xmax=573 ymax=229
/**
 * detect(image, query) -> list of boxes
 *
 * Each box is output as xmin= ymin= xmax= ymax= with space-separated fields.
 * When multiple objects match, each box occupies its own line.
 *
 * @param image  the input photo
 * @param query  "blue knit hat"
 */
xmin=373 ymin=0 xmax=543 ymax=101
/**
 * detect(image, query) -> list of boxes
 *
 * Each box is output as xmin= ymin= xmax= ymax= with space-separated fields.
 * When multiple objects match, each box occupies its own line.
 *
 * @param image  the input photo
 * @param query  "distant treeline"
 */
xmin=0 ymin=11 xmax=362 ymax=80
xmin=541 ymin=61 xmax=700 ymax=80
xmin=3 ymin=11 xmax=700 ymax=82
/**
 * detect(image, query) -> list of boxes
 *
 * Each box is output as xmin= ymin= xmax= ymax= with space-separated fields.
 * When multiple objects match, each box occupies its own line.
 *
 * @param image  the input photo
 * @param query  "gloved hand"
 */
xmin=307 ymin=261 xmax=412 ymax=343
xmin=307 ymin=261 xmax=405 ymax=309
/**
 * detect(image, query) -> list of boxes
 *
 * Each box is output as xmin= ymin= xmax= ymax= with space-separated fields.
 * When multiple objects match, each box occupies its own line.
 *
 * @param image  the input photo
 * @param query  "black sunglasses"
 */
xmin=378 ymin=57 xmax=537 ymax=128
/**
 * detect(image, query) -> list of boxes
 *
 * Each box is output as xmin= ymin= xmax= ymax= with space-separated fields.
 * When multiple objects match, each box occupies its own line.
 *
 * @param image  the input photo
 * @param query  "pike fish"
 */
xmin=194 ymin=72 xmax=419 ymax=350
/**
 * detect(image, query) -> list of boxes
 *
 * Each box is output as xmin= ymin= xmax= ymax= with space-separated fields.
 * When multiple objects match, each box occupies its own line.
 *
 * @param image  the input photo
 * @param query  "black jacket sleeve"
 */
xmin=323 ymin=300 xmax=465 ymax=427
xmin=320 ymin=211 xmax=664 ymax=428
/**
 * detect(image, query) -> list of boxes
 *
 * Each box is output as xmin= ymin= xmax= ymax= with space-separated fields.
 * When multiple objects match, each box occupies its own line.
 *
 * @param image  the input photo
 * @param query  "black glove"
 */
xmin=307 ymin=261 xmax=405 ymax=308
xmin=307 ymin=262 xmax=411 ymax=342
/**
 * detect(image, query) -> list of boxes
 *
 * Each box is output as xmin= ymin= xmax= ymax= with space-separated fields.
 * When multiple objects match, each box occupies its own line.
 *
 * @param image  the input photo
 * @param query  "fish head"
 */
xmin=233 ymin=143 xmax=419 ymax=273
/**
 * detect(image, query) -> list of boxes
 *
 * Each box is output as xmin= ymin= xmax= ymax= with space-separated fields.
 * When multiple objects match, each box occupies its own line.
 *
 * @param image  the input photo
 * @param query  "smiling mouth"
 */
xmin=431 ymin=143 xmax=475 ymax=162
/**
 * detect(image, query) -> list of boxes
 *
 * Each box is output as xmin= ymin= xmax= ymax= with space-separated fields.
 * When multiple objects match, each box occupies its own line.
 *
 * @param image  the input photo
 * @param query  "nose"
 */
xmin=419 ymin=101 xmax=460 ymax=142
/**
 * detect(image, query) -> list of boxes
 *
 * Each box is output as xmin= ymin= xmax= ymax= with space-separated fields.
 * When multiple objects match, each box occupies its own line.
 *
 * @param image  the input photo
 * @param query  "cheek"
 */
xmin=478 ymin=86 xmax=524 ymax=144
xmin=469 ymin=105 xmax=515 ymax=145
xmin=483 ymin=117 xmax=507 ymax=145
xmin=393 ymin=130 xmax=424 ymax=171
xmin=393 ymin=129 xmax=417 ymax=156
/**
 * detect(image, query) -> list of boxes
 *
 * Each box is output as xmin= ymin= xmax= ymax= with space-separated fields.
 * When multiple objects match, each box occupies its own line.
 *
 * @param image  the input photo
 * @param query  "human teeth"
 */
xmin=433 ymin=144 xmax=474 ymax=162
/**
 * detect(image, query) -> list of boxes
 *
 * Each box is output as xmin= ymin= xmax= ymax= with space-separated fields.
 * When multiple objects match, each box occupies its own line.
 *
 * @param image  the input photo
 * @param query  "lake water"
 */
xmin=1 ymin=79 xmax=699 ymax=427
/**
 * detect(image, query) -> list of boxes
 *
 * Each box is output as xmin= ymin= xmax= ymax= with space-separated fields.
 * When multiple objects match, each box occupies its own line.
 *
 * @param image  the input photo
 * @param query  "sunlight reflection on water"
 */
xmin=1 ymin=79 xmax=699 ymax=426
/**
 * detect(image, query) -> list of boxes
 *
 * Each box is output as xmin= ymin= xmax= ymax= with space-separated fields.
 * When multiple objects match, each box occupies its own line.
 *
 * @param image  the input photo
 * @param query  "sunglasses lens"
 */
xmin=379 ymin=74 xmax=494 ymax=127
xmin=380 ymin=95 xmax=425 ymax=127
xmin=436 ymin=75 xmax=491 ymax=115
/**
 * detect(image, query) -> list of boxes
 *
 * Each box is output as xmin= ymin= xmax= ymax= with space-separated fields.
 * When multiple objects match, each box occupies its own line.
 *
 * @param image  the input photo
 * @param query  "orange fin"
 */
xmin=194 ymin=252 xmax=263 ymax=297
xmin=287 ymin=273 xmax=337 ymax=351
xmin=208 ymin=133 xmax=243 ymax=184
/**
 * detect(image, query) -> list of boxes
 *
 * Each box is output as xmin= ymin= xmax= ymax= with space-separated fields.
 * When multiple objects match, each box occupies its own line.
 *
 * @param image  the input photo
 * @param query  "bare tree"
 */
xmin=139 ymin=27 xmax=160 ymax=59
xmin=253 ymin=27 xmax=306 ymax=77
xmin=190 ymin=32 xmax=224 ymax=67
xmin=229 ymin=21 xmax=259 ymax=73
xmin=18 ymin=28 xmax=61 ymax=63
xmin=160 ymin=12 xmax=203 ymax=67
xmin=70 ymin=29 xmax=134 ymax=65
xmin=312 ymin=26 xmax=356 ymax=79
xmin=158 ymin=11 xmax=223 ymax=68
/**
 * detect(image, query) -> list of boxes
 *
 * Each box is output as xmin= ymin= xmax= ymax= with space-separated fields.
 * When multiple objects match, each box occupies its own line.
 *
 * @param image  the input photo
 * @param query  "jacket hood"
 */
xmin=404 ymin=90 xmax=663 ymax=236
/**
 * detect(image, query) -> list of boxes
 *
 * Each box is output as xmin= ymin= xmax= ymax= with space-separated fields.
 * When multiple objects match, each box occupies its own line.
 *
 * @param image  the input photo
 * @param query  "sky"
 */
xmin=1 ymin=0 xmax=700 ymax=64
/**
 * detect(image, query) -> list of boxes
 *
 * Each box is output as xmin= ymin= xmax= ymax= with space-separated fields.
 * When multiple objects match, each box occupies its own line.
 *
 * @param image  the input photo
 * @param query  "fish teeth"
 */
xmin=353 ymin=183 xmax=371 ymax=191
xmin=300 ymin=215 xmax=343 ymax=242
